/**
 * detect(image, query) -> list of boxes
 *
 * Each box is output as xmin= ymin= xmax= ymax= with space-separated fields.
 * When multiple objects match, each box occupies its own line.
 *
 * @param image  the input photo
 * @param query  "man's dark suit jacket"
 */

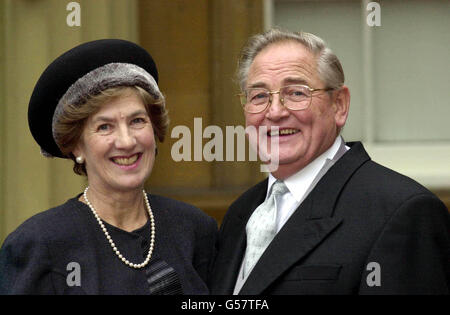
xmin=210 ymin=142 xmax=450 ymax=294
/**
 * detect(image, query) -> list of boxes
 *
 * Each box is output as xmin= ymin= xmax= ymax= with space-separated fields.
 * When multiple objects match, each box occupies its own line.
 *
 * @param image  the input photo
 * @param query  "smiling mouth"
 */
xmin=268 ymin=128 xmax=300 ymax=137
xmin=111 ymin=153 xmax=140 ymax=166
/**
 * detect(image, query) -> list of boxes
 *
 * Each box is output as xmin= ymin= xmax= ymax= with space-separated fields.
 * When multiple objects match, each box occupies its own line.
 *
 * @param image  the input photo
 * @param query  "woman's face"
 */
xmin=74 ymin=90 xmax=156 ymax=194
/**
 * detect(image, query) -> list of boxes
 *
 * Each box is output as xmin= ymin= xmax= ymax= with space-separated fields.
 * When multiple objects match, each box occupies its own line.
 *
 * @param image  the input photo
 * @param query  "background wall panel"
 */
xmin=139 ymin=0 xmax=265 ymax=223
xmin=0 ymin=0 xmax=139 ymax=242
xmin=272 ymin=0 xmax=450 ymax=206
xmin=2 ymin=0 xmax=447 ymax=244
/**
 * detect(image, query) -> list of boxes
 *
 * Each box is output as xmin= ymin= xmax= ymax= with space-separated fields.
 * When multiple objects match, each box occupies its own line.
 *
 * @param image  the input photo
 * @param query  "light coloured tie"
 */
xmin=243 ymin=180 xmax=288 ymax=277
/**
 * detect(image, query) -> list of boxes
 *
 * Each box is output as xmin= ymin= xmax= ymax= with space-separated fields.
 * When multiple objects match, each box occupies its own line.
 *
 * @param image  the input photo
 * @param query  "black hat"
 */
xmin=28 ymin=39 xmax=162 ymax=158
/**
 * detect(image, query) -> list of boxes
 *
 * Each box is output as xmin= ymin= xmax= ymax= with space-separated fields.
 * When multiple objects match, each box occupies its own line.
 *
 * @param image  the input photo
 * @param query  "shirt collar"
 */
xmin=268 ymin=136 xmax=346 ymax=202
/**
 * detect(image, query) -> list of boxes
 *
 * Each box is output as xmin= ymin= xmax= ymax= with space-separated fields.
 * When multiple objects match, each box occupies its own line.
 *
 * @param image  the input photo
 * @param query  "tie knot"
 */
xmin=270 ymin=180 xmax=288 ymax=196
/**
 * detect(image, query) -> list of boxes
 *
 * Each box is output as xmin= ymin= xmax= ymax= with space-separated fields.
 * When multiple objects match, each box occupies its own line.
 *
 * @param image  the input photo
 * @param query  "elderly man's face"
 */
xmin=245 ymin=41 xmax=349 ymax=179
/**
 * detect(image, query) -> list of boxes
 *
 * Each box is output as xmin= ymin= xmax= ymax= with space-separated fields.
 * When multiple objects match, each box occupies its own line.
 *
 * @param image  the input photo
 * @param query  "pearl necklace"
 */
xmin=83 ymin=187 xmax=155 ymax=269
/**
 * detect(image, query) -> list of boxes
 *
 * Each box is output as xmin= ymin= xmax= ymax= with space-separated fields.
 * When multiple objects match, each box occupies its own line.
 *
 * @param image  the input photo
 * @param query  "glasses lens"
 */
xmin=244 ymin=88 xmax=269 ymax=112
xmin=282 ymin=85 xmax=311 ymax=110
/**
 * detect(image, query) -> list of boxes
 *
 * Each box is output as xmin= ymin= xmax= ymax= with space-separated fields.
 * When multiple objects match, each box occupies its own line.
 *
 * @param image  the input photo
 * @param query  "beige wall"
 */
xmin=0 ymin=0 xmax=265 ymax=242
xmin=3 ymin=1 xmax=445 ymax=244
xmin=0 ymin=0 xmax=450 ymax=243
xmin=272 ymin=0 xmax=450 ymax=208
xmin=139 ymin=0 xmax=265 ymax=223
xmin=0 ymin=0 xmax=139 ymax=242
xmin=0 ymin=0 xmax=5 ymax=245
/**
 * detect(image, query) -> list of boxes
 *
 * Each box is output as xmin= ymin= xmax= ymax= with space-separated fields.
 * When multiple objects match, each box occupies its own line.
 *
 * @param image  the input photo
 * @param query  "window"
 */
xmin=267 ymin=0 xmax=450 ymax=188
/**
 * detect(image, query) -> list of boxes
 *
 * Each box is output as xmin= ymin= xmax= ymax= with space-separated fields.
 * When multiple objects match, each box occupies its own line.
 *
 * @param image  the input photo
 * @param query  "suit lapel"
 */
xmin=212 ymin=215 xmax=246 ymax=294
xmin=239 ymin=213 xmax=342 ymax=294
xmin=211 ymin=179 xmax=268 ymax=294
xmin=239 ymin=142 xmax=370 ymax=294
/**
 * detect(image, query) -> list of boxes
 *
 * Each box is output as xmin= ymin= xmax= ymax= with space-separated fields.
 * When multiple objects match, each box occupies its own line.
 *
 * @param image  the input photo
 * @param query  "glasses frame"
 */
xmin=238 ymin=84 xmax=335 ymax=114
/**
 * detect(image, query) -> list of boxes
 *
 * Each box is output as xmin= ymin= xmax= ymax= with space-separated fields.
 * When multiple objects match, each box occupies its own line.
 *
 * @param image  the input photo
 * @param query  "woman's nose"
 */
xmin=115 ymin=126 xmax=136 ymax=149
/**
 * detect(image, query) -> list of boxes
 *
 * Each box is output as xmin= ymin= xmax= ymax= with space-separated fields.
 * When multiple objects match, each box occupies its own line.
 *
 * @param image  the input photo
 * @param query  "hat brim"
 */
xmin=28 ymin=39 xmax=159 ymax=158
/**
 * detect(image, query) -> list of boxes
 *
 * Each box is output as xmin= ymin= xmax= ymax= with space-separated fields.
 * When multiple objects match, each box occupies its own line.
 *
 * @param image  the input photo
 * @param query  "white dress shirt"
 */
xmin=267 ymin=136 xmax=349 ymax=233
xmin=233 ymin=136 xmax=349 ymax=294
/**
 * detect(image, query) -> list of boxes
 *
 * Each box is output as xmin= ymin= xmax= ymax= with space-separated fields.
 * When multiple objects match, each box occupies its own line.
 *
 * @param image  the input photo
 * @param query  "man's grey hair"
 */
xmin=237 ymin=28 xmax=345 ymax=91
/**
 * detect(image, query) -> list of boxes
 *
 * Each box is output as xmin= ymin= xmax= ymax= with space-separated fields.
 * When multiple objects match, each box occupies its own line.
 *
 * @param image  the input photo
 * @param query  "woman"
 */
xmin=0 ymin=39 xmax=217 ymax=294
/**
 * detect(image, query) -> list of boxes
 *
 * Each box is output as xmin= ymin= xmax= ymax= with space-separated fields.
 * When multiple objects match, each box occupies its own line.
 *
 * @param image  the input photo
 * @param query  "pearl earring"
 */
xmin=76 ymin=156 xmax=84 ymax=164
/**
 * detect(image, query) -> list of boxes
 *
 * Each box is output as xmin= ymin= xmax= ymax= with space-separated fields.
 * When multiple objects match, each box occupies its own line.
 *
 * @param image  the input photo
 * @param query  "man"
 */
xmin=209 ymin=29 xmax=449 ymax=294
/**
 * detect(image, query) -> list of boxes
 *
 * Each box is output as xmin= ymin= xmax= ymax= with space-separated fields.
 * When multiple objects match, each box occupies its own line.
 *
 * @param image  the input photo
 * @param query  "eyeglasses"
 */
xmin=238 ymin=84 xmax=334 ymax=113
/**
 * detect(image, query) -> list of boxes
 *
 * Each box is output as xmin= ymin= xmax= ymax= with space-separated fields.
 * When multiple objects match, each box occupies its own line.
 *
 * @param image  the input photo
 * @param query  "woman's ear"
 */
xmin=72 ymin=142 xmax=84 ymax=163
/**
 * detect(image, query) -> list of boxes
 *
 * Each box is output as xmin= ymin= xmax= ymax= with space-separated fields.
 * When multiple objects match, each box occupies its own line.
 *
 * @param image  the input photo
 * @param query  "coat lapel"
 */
xmin=239 ymin=142 xmax=371 ymax=294
xmin=239 ymin=213 xmax=342 ymax=295
xmin=212 ymin=215 xmax=246 ymax=294
xmin=211 ymin=179 xmax=268 ymax=294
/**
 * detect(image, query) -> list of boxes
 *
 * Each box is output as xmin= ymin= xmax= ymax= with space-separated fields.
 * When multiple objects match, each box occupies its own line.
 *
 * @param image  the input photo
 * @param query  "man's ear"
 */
xmin=333 ymin=85 xmax=350 ymax=129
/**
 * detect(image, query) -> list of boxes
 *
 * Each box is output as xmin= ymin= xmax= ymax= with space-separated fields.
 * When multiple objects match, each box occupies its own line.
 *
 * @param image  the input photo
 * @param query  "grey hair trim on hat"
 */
xmin=40 ymin=147 xmax=54 ymax=158
xmin=46 ymin=62 xmax=163 ymax=157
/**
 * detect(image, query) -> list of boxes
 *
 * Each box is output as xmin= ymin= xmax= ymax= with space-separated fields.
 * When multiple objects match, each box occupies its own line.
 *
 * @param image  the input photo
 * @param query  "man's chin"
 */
xmin=267 ymin=155 xmax=311 ymax=176
xmin=265 ymin=152 xmax=305 ymax=165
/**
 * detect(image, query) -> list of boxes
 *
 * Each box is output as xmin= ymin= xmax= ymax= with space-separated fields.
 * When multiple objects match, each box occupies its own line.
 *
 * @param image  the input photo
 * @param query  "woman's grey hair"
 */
xmin=237 ymin=28 xmax=345 ymax=91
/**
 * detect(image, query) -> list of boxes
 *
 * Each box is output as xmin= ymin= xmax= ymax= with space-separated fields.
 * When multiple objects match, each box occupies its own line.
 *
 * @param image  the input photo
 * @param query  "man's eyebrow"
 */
xmin=247 ymin=77 xmax=310 ymax=89
xmin=283 ymin=77 xmax=309 ymax=85
xmin=246 ymin=82 xmax=268 ymax=89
